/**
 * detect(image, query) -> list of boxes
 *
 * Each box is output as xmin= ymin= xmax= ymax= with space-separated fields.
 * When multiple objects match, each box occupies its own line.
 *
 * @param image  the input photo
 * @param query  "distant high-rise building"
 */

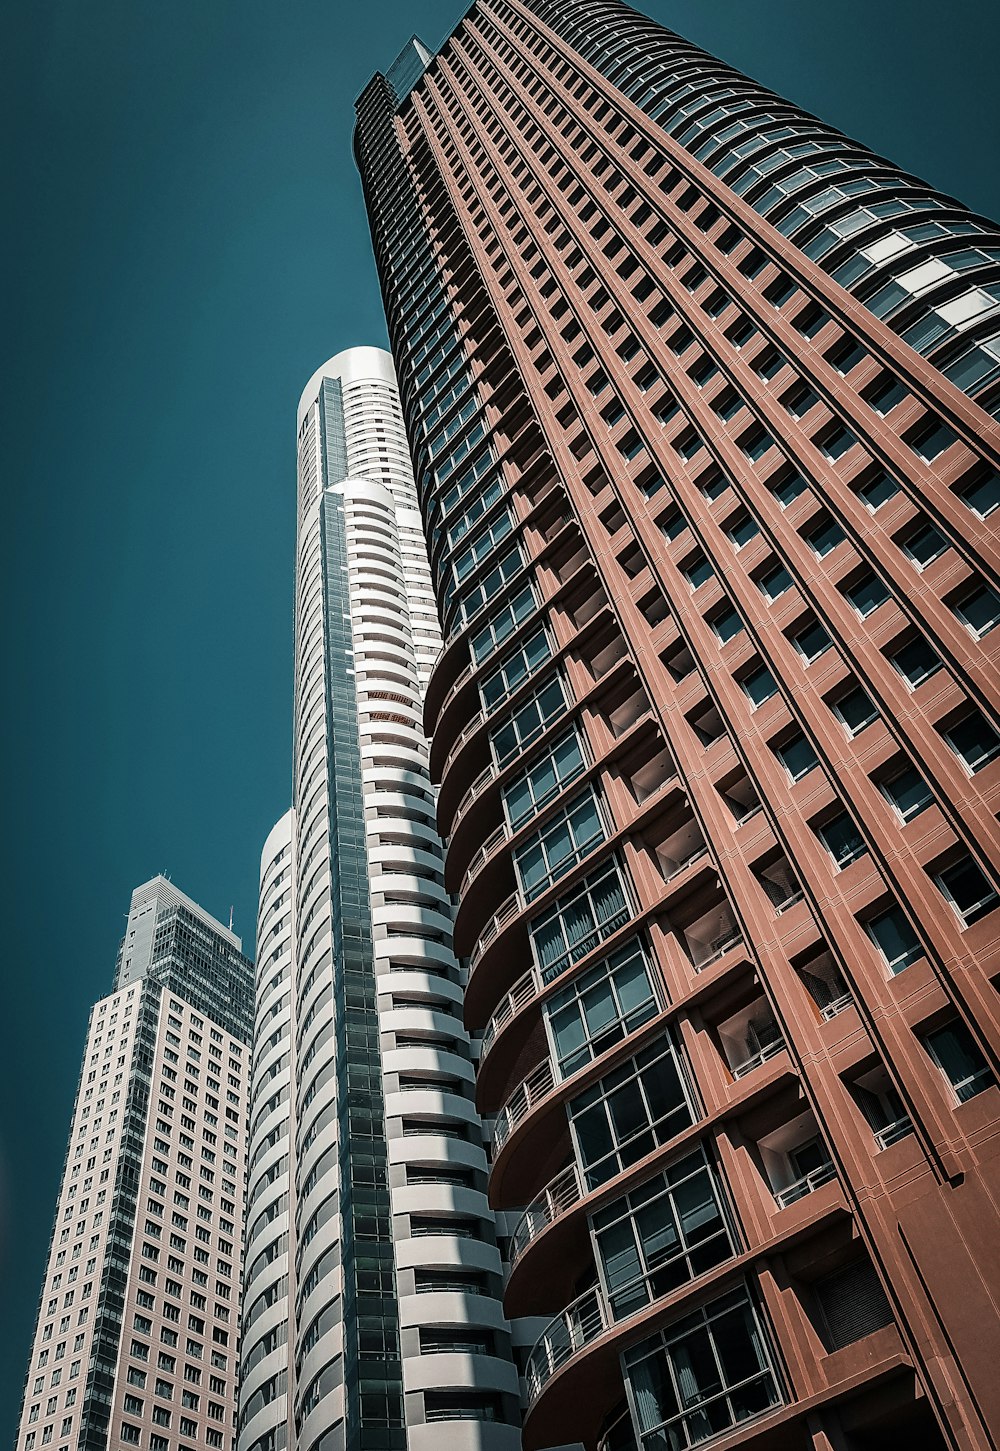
xmin=238 ymin=349 xmax=524 ymax=1451
xmin=15 ymin=878 xmax=253 ymax=1451
xmin=355 ymin=5 xmax=1000 ymax=1451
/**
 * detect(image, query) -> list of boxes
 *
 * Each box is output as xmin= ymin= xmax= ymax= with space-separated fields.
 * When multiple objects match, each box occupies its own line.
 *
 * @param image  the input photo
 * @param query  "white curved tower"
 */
xmin=239 ymin=813 xmax=295 ymax=1451
xmin=239 ymin=349 xmax=521 ymax=1451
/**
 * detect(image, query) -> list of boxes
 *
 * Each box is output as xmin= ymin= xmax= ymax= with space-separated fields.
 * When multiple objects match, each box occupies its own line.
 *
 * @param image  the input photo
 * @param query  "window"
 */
xmin=529 ymin=859 xmax=632 ymax=985
xmin=934 ymin=856 xmax=999 ymax=926
xmin=952 ymin=582 xmax=1000 ymax=639
xmin=907 ymin=418 xmax=958 ymax=462
xmin=623 ymin=1287 xmax=781 ymax=1450
xmin=726 ymin=513 xmax=759 ymax=549
xmin=957 ymin=469 xmax=999 ymax=519
xmin=877 ymin=764 xmax=932 ymax=822
xmin=741 ymin=665 xmax=778 ymax=707
xmin=804 ymin=515 xmax=845 ymax=557
xmin=568 ymin=1032 xmax=697 ymax=1189
xmin=769 ymin=469 xmax=806 ymax=507
xmin=454 ymin=509 xmax=513 ymax=583
xmin=924 ymin=1022 xmax=996 ymax=1103
xmin=683 ymin=552 xmax=714 ymax=589
xmin=545 ymin=938 xmax=660 ymax=1078
xmin=856 ymin=470 xmax=899 ymax=511
xmin=943 ymin=708 xmax=1000 ymax=773
xmin=757 ymin=564 xmax=793 ymax=601
xmin=864 ymin=374 xmax=908 ymax=415
xmin=900 ymin=521 xmax=947 ymax=570
xmin=490 ymin=675 xmax=566 ymax=768
xmin=458 ymin=546 xmax=523 ymax=626
xmin=843 ymin=571 xmax=889 ymax=617
xmin=818 ymin=812 xmax=867 ymax=868
xmin=830 ymin=683 xmax=877 ymax=735
xmin=782 ymin=382 xmax=818 ymax=419
xmin=503 ymin=730 xmax=586 ymax=830
xmin=739 ymin=425 xmax=774 ymax=460
xmin=592 ymin=1146 xmax=733 ymax=1318
xmin=480 ymin=630 xmax=550 ymax=709
xmin=709 ymin=604 xmax=744 ymax=643
xmin=864 ymin=905 xmax=923 ymax=974
xmin=827 ymin=337 xmax=867 ymax=374
xmin=792 ymin=621 xmax=832 ymax=663
xmin=471 ymin=583 xmax=535 ymax=665
xmin=818 ymin=423 xmax=857 ymax=460
xmin=514 ymin=788 xmax=606 ymax=900
xmin=776 ymin=732 xmax=819 ymax=781
xmin=888 ymin=636 xmax=942 ymax=689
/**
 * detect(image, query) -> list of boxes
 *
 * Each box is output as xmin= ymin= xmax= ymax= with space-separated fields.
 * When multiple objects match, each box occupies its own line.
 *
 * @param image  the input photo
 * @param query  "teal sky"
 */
xmin=2 ymin=0 xmax=998 ymax=1436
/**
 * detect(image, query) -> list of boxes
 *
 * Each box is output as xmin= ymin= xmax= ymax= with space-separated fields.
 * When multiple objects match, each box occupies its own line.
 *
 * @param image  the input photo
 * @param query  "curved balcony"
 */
xmin=525 ymin=1285 xmax=609 ymax=1406
xmin=509 ymin=1162 xmax=582 ymax=1272
xmin=492 ymin=1057 xmax=554 ymax=1156
xmin=480 ymin=965 xmax=540 ymax=1063
xmin=460 ymin=821 xmax=509 ymax=898
xmin=446 ymin=761 xmax=496 ymax=840
xmin=469 ymin=890 xmax=522 ymax=975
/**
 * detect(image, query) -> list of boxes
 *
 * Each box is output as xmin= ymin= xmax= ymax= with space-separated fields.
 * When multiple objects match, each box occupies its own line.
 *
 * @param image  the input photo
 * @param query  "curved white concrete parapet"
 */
xmin=408 ymin=1425 xmax=523 ymax=1451
xmin=240 ymin=351 xmax=518 ymax=1451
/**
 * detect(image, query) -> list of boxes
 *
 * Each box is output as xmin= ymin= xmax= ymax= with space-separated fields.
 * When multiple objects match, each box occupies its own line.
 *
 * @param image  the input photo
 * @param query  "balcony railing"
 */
xmin=480 ymin=965 xmax=540 ymax=1062
xmin=440 ymin=708 xmax=486 ymax=784
xmin=492 ymin=1058 xmax=554 ymax=1155
xmin=525 ymin=1285 xmax=609 ymax=1405
xmin=731 ymin=1036 xmax=785 ymax=1080
xmin=451 ymin=763 xmax=496 ymax=832
xmin=774 ymin=1161 xmax=836 ymax=1208
xmin=691 ymin=930 xmax=743 ymax=973
xmin=468 ymin=891 xmax=521 ymax=972
xmin=874 ymin=1116 xmax=914 ymax=1150
xmin=820 ymin=992 xmax=853 ymax=1021
xmin=460 ymin=821 xmax=509 ymax=896
xmin=509 ymin=1163 xmax=583 ymax=1270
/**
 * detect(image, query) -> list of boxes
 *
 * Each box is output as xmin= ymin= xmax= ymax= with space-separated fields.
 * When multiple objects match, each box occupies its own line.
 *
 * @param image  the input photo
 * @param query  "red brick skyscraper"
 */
xmin=356 ymin=3 xmax=1000 ymax=1449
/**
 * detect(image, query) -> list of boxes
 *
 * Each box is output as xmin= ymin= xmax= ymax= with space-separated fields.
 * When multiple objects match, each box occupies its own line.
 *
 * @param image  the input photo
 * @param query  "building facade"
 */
xmin=15 ymin=878 xmax=254 ymax=1451
xmin=237 ymin=349 xmax=525 ymax=1451
xmin=354 ymin=5 xmax=1000 ymax=1451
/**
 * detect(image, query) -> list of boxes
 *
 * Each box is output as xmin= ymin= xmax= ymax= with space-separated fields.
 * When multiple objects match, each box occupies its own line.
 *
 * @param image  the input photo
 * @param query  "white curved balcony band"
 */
xmin=480 ymin=965 xmax=541 ymax=1062
xmin=524 ymin=1285 xmax=610 ymax=1405
xmin=774 ymin=1161 xmax=838 ymax=1208
xmin=469 ymin=892 xmax=521 ymax=971
xmin=508 ymin=1162 xmax=584 ymax=1269
xmin=492 ymin=1058 xmax=555 ymax=1155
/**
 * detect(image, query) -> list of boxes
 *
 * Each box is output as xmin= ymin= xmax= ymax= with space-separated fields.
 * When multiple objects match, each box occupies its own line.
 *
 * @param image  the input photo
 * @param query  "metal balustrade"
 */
xmin=820 ymin=992 xmax=853 ymax=1021
xmin=460 ymin=821 xmax=509 ymax=896
xmin=468 ymin=891 xmax=521 ymax=971
xmin=440 ymin=708 xmax=486 ymax=783
xmin=451 ymin=763 xmax=496 ymax=832
xmin=492 ymin=1058 xmax=555 ymax=1154
xmin=731 ymin=1037 xmax=786 ymax=1080
xmin=525 ymin=1285 xmax=609 ymax=1405
xmin=480 ymin=965 xmax=540 ymax=1061
xmin=774 ymin=1161 xmax=837 ymax=1208
xmin=874 ymin=1117 xmax=914 ymax=1150
xmin=509 ymin=1162 xmax=583 ymax=1270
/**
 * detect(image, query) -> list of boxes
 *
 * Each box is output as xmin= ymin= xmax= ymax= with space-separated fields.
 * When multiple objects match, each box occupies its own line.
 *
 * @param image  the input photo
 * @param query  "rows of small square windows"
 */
xmin=424 ymin=34 xmax=999 ymax=707
xmin=423 ymin=32 xmax=1000 ymax=985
